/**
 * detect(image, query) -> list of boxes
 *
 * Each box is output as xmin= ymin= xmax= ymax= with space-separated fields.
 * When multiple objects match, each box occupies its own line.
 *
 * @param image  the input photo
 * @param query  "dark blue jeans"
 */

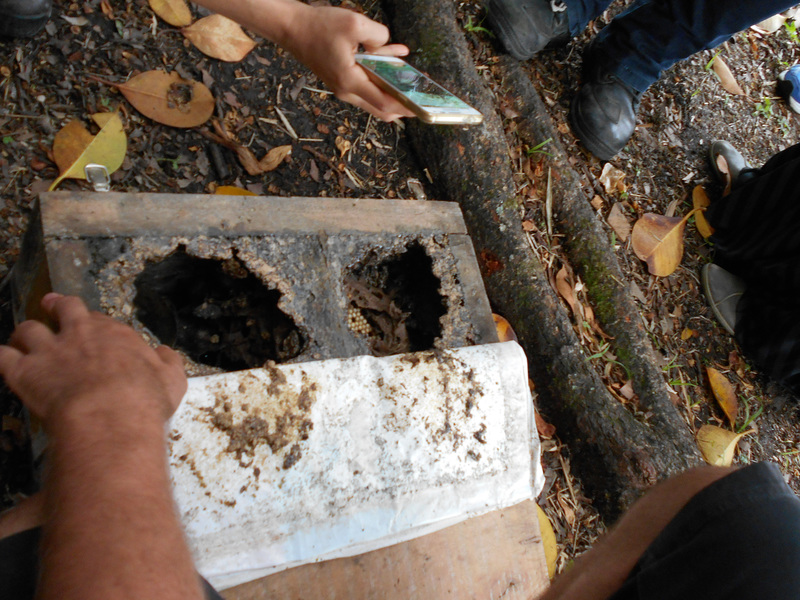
xmin=563 ymin=0 xmax=796 ymax=92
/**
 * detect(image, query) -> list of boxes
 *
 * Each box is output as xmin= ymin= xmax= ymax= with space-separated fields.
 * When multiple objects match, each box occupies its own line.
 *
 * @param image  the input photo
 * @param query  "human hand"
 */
xmin=281 ymin=5 xmax=416 ymax=121
xmin=0 ymin=294 xmax=186 ymax=426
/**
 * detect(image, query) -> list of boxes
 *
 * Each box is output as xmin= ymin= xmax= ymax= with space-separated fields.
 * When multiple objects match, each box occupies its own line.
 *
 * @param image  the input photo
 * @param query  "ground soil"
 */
xmin=1 ymin=0 xmax=799 ymax=575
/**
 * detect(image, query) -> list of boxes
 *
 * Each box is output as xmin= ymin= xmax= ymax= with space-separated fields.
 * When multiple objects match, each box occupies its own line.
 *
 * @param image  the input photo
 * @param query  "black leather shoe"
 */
xmin=569 ymin=66 xmax=640 ymax=161
xmin=701 ymin=263 xmax=745 ymax=335
xmin=487 ymin=0 xmax=570 ymax=60
xmin=709 ymin=140 xmax=757 ymax=189
xmin=0 ymin=0 xmax=52 ymax=38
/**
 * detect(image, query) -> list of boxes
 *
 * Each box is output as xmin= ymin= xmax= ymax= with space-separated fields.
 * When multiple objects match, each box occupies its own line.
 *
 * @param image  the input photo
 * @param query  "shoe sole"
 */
xmin=568 ymin=100 xmax=620 ymax=161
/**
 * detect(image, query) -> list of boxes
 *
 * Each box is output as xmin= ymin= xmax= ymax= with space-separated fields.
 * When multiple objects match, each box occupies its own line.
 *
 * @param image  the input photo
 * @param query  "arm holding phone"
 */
xmin=191 ymin=0 xmax=415 ymax=121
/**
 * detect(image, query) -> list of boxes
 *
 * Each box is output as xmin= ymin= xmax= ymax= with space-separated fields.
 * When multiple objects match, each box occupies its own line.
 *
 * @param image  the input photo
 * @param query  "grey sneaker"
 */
xmin=702 ymin=263 xmax=745 ymax=335
xmin=486 ymin=0 xmax=570 ymax=60
xmin=0 ymin=0 xmax=52 ymax=38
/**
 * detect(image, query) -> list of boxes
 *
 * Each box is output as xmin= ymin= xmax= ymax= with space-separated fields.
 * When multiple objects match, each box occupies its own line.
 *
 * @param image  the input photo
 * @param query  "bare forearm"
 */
xmin=37 ymin=402 xmax=202 ymax=600
xmin=192 ymin=0 xmax=307 ymax=46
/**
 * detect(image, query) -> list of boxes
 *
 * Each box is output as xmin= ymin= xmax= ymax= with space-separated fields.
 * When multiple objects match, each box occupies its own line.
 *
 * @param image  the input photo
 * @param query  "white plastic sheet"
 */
xmin=168 ymin=341 xmax=543 ymax=589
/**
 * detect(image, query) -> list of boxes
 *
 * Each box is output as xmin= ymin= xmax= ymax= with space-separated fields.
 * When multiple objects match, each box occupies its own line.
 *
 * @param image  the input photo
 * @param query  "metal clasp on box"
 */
xmin=84 ymin=164 xmax=111 ymax=192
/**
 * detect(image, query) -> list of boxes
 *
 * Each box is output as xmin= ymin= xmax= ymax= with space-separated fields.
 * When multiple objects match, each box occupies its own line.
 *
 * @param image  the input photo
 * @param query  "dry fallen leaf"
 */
xmin=598 ymin=163 xmax=626 ymax=194
xmin=50 ymin=112 xmax=127 ymax=191
xmin=711 ymin=56 xmax=745 ymax=96
xmin=258 ymin=145 xmax=292 ymax=172
xmin=534 ymin=411 xmax=555 ymax=439
xmin=215 ymin=185 xmax=257 ymax=196
xmin=536 ymin=504 xmax=558 ymax=580
xmin=692 ymin=185 xmax=714 ymax=238
xmin=681 ymin=327 xmax=695 ymax=341
xmin=751 ymin=13 xmax=787 ymax=34
xmin=492 ymin=313 xmax=518 ymax=343
xmin=149 ymin=0 xmax=192 ymax=27
xmin=201 ymin=121 xmax=291 ymax=175
xmin=182 ymin=15 xmax=257 ymax=62
xmin=697 ymin=424 xmax=748 ymax=467
xmin=555 ymin=266 xmax=580 ymax=317
xmin=335 ymin=136 xmax=351 ymax=157
xmin=103 ymin=71 xmax=215 ymax=128
xmin=631 ymin=211 xmax=697 ymax=277
xmin=607 ymin=202 xmax=631 ymax=242
xmin=707 ymin=367 xmax=738 ymax=426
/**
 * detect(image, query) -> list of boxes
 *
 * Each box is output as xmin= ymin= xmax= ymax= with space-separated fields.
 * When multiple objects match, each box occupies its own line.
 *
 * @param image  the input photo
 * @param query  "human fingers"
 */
xmin=0 ymin=345 xmax=24 ymax=385
xmin=337 ymin=91 xmax=404 ymax=122
xmin=44 ymin=294 xmax=90 ymax=331
xmin=338 ymin=71 xmax=415 ymax=120
xmin=351 ymin=15 xmax=391 ymax=50
xmin=8 ymin=320 xmax=54 ymax=353
xmin=366 ymin=43 xmax=410 ymax=57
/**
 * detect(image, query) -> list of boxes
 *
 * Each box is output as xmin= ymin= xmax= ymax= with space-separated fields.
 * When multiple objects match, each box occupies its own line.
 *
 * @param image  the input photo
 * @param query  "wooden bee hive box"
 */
xmin=13 ymin=192 xmax=497 ymax=374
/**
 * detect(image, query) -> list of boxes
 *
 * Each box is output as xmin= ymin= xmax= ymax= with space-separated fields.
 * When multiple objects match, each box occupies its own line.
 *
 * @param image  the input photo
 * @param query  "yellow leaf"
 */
xmin=711 ymin=56 xmax=745 ymax=96
xmin=492 ymin=313 xmax=518 ymax=343
xmin=113 ymin=71 xmax=215 ymax=128
xmin=681 ymin=327 xmax=695 ymax=341
xmin=182 ymin=15 xmax=256 ymax=62
xmin=258 ymin=145 xmax=292 ymax=172
xmin=631 ymin=212 xmax=691 ymax=277
xmin=692 ymin=185 xmax=714 ymax=238
xmin=148 ymin=0 xmax=192 ymax=27
xmin=706 ymin=367 xmax=738 ymax=425
xmin=49 ymin=113 xmax=127 ymax=191
xmin=215 ymin=186 xmax=257 ymax=196
xmin=696 ymin=424 xmax=747 ymax=467
xmin=536 ymin=504 xmax=558 ymax=580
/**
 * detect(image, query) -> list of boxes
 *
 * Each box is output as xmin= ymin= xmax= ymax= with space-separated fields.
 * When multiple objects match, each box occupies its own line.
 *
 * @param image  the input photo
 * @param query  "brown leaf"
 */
xmin=182 ymin=15 xmax=256 ymax=62
xmin=492 ymin=313 xmax=518 ymax=343
xmin=534 ymin=411 xmax=556 ymax=439
xmin=692 ymin=185 xmax=714 ymax=238
xmin=52 ymin=120 xmax=94 ymax=173
xmin=711 ymin=56 xmax=745 ymax=96
xmin=631 ymin=213 xmax=691 ymax=277
xmin=707 ymin=367 xmax=738 ymax=425
xmin=100 ymin=0 xmax=114 ymax=18
xmin=607 ymin=202 xmax=631 ymax=242
xmin=258 ymin=145 xmax=292 ymax=172
xmin=110 ymin=71 xmax=214 ymax=128
xmin=148 ymin=0 xmax=192 ymax=27
xmin=215 ymin=185 xmax=257 ymax=196
xmin=555 ymin=266 xmax=579 ymax=316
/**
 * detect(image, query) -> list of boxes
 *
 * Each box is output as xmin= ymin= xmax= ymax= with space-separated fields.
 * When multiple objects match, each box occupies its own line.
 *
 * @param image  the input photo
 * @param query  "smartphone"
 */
xmin=355 ymin=54 xmax=484 ymax=125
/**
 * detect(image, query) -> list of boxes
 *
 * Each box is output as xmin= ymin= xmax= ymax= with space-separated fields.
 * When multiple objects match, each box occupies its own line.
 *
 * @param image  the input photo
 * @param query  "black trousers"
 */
xmin=706 ymin=143 xmax=800 ymax=395
xmin=609 ymin=462 xmax=800 ymax=599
